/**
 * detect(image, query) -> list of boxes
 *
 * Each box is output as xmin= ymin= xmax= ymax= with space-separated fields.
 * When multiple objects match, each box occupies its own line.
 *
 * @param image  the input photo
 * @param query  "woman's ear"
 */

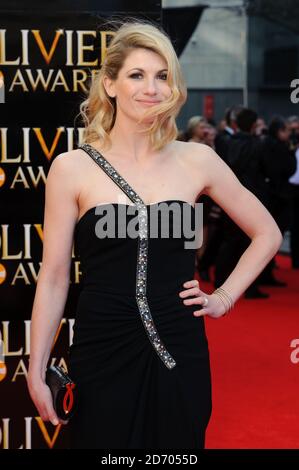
xmin=103 ymin=75 xmax=116 ymax=98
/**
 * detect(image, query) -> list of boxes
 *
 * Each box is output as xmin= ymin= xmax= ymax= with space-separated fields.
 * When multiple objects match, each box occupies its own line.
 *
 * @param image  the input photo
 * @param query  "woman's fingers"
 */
xmin=29 ymin=382 xmax=61 ymax=426
xmin=179 ymin=280 xmax=228 ymax=319
xmin=44 ymin=386 xmax=60 ymax=425
xmin=193 ymin=308 xmax=209 ymax=317
xmin=179 ymin=286 xmax=201 ymax=298
xmin=179 ymin=279 xmax=203 ymax=299
xmin=182 ymin=279 xmax=199 ymax=289
xmin=39 ymin=402 xmax=59 ymax=425
xmin=182 ymin=296 xmax=207 ymax=305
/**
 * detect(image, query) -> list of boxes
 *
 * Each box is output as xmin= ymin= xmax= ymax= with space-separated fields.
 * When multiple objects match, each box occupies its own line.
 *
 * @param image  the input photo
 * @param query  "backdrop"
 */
xmin=0 ymin=0 xmax=163 ymax=449
xmin=0 ymin=0 xmax=207 ymax=449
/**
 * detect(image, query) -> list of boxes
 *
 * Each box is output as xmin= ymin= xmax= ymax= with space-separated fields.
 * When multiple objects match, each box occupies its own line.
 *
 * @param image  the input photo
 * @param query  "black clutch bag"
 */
xmin=45 ymin=365 xmax=77 ymax=421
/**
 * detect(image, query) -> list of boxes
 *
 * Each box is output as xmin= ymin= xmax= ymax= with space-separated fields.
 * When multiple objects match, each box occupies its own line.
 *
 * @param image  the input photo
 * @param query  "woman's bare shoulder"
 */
xmin=49 ymin=148 xmax=91 ymax=182
xmin=47 ymin=149 xmax=90 ymax=201
xmin=173 ymin=140 xmax=219 ymax=171
xmin=51 ymin=148 xmax=89 ymax=168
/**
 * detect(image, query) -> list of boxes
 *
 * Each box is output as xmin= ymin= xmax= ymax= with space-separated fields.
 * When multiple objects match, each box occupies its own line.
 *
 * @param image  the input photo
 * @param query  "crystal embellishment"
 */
xmin=78 ymin=143 xmax=176 ymax=370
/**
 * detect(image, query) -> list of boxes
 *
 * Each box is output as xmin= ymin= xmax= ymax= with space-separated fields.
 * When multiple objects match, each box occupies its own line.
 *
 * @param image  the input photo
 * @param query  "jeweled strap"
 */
xmin=78 ymin=143 xmax=176 ymax=370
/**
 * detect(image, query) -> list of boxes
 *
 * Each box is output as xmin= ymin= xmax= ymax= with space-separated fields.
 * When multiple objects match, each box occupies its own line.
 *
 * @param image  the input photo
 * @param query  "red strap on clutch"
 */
xmin=63 ymin=383 xmax=76 ymax=415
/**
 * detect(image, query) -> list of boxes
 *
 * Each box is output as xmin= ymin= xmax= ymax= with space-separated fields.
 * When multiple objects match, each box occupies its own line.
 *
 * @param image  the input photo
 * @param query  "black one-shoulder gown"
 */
xmin=67 ymin=144 xmax=212 ymax=449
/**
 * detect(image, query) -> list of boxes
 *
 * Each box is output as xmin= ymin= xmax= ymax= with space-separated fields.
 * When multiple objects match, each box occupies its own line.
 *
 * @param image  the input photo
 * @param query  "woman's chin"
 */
xmin=138 ymin=115 xmax=156 ymax=126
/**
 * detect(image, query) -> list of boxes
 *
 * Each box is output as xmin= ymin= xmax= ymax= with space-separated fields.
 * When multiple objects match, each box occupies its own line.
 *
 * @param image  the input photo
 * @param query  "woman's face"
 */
xmin=194 ymin=121 xmax=208 ymax=140
xmin=104 ymin=47 xmax=172 ymax=124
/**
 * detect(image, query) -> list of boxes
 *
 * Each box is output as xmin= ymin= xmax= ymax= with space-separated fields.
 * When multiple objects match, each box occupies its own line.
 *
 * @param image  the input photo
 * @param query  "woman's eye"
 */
xmin=129 ymin=73 xmax=167 ymax=80
xmin=130 ymin=73 xmax=142 ymax=79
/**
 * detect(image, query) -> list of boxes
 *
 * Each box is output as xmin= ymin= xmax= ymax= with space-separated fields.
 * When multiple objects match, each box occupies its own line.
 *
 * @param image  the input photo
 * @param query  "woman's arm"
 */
xmin=179 ymin=144 xmax=283 ymax=317
xmin=27 ymin=151 xmax=79 ymax=424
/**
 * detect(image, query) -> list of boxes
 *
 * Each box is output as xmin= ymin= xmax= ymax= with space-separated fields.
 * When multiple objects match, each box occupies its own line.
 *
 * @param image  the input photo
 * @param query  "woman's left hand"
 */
xmin=179 ymin=279 xmax=227 ymax=319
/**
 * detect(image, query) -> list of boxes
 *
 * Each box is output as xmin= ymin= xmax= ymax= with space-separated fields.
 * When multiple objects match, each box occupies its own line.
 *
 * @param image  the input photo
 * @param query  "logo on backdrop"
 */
xmin=0 ymin=319 xmax=75 ymax=380
xmin=0 ymin=5 xmax=160 ymax=449
xmin=0 ymin=28 xmax=115 ymax=94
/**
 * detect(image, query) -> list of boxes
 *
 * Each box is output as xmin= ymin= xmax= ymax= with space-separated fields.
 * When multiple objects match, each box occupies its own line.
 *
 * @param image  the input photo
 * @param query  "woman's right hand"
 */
xmin=27 ymin=375 xmax=68 ymax=426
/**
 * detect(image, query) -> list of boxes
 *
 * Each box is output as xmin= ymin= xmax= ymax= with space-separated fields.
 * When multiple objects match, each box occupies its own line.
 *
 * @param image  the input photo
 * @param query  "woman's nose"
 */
xmin=144 ymin=78 xmax=158 ymax=95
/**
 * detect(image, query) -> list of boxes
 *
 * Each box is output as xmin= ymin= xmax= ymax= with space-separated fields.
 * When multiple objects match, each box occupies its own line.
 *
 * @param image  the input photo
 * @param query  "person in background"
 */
xmin=197 ymin=107 xmax=243 ymax=283
xmin=255 ymin=117 xmax=268 ymax=138
xmin=258 ymin=116 xmax=297 ymax=285
xmin=217 ymin=119 xmax=227 ymax=132
xmin=188 ymin=116 xmax=211 ymax=274
xmin=196 ymin=122 xmax=220 ymax=281
xmin=203 ymin=123 xmax=217 ymax=149
xmin=214 ymin=108 xmax=270 ymax=299
xmin=186 ymin=115 xmax=208 ymax=143
xmin=214 ymin=105 xmax=243 ymax=163
xmin=287 ymin=116 xmax=299 ymax=269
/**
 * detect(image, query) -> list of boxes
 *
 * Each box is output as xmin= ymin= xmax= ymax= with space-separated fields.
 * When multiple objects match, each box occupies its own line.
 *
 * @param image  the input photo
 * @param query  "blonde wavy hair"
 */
xmin=79 ymin=19 xmax=187 ymax=151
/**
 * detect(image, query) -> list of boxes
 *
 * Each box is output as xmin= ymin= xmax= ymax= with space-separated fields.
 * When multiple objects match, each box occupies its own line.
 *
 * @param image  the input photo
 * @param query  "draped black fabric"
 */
xmin=68 ymin=201 xmax=212 ymax=449
xmin=67 ymin=148 xmax=212 ymax=449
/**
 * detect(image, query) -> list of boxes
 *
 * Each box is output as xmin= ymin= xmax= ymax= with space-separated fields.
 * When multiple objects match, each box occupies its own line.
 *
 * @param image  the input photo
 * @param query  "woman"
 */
xmin=27 ymin=20 xmax=282 ymax=449
xmin=186 ymin=115 xmax=208 ymax=143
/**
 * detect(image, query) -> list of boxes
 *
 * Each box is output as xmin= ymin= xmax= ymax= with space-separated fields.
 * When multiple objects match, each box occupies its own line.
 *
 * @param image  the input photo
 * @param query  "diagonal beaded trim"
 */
xmin=78 ymin=143 xmax=176 ymax=370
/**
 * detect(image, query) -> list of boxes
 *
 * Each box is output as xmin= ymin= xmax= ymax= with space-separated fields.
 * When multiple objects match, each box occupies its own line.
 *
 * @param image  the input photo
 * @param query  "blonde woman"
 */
xmin=186 ymin=115 xmax=208 ymax=143
xmin=27 ymin=19 xmax=282 ymax=449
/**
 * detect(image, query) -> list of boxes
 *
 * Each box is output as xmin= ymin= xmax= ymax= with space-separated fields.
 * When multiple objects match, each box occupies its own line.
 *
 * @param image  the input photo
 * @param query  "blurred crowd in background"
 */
xmin=178 ymin=107 xmax=299 ymax=299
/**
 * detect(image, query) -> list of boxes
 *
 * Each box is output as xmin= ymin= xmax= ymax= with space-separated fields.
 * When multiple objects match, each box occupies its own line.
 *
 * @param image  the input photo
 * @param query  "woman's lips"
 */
xmin=137 ymin=100 xmax=161 ymax=105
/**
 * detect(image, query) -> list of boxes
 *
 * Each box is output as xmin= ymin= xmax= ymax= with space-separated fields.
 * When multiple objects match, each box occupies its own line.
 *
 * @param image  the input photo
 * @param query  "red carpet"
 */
xmin=197 ymin=255 xmax=299 ymax=449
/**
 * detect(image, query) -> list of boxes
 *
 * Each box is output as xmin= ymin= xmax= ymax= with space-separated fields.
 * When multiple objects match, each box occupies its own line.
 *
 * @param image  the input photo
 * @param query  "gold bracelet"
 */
xmin=212 ymin=291 xmax=228 ymax=313
xmin=217 ymin=288 xmax=234 ymax=311
xmin=215 ymin=287 xmax=234 ymax=308
xmin=213 ymin=287 xmax=234 ymax=313
xmin=212 ymin=292 xmax=230 ymax=315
